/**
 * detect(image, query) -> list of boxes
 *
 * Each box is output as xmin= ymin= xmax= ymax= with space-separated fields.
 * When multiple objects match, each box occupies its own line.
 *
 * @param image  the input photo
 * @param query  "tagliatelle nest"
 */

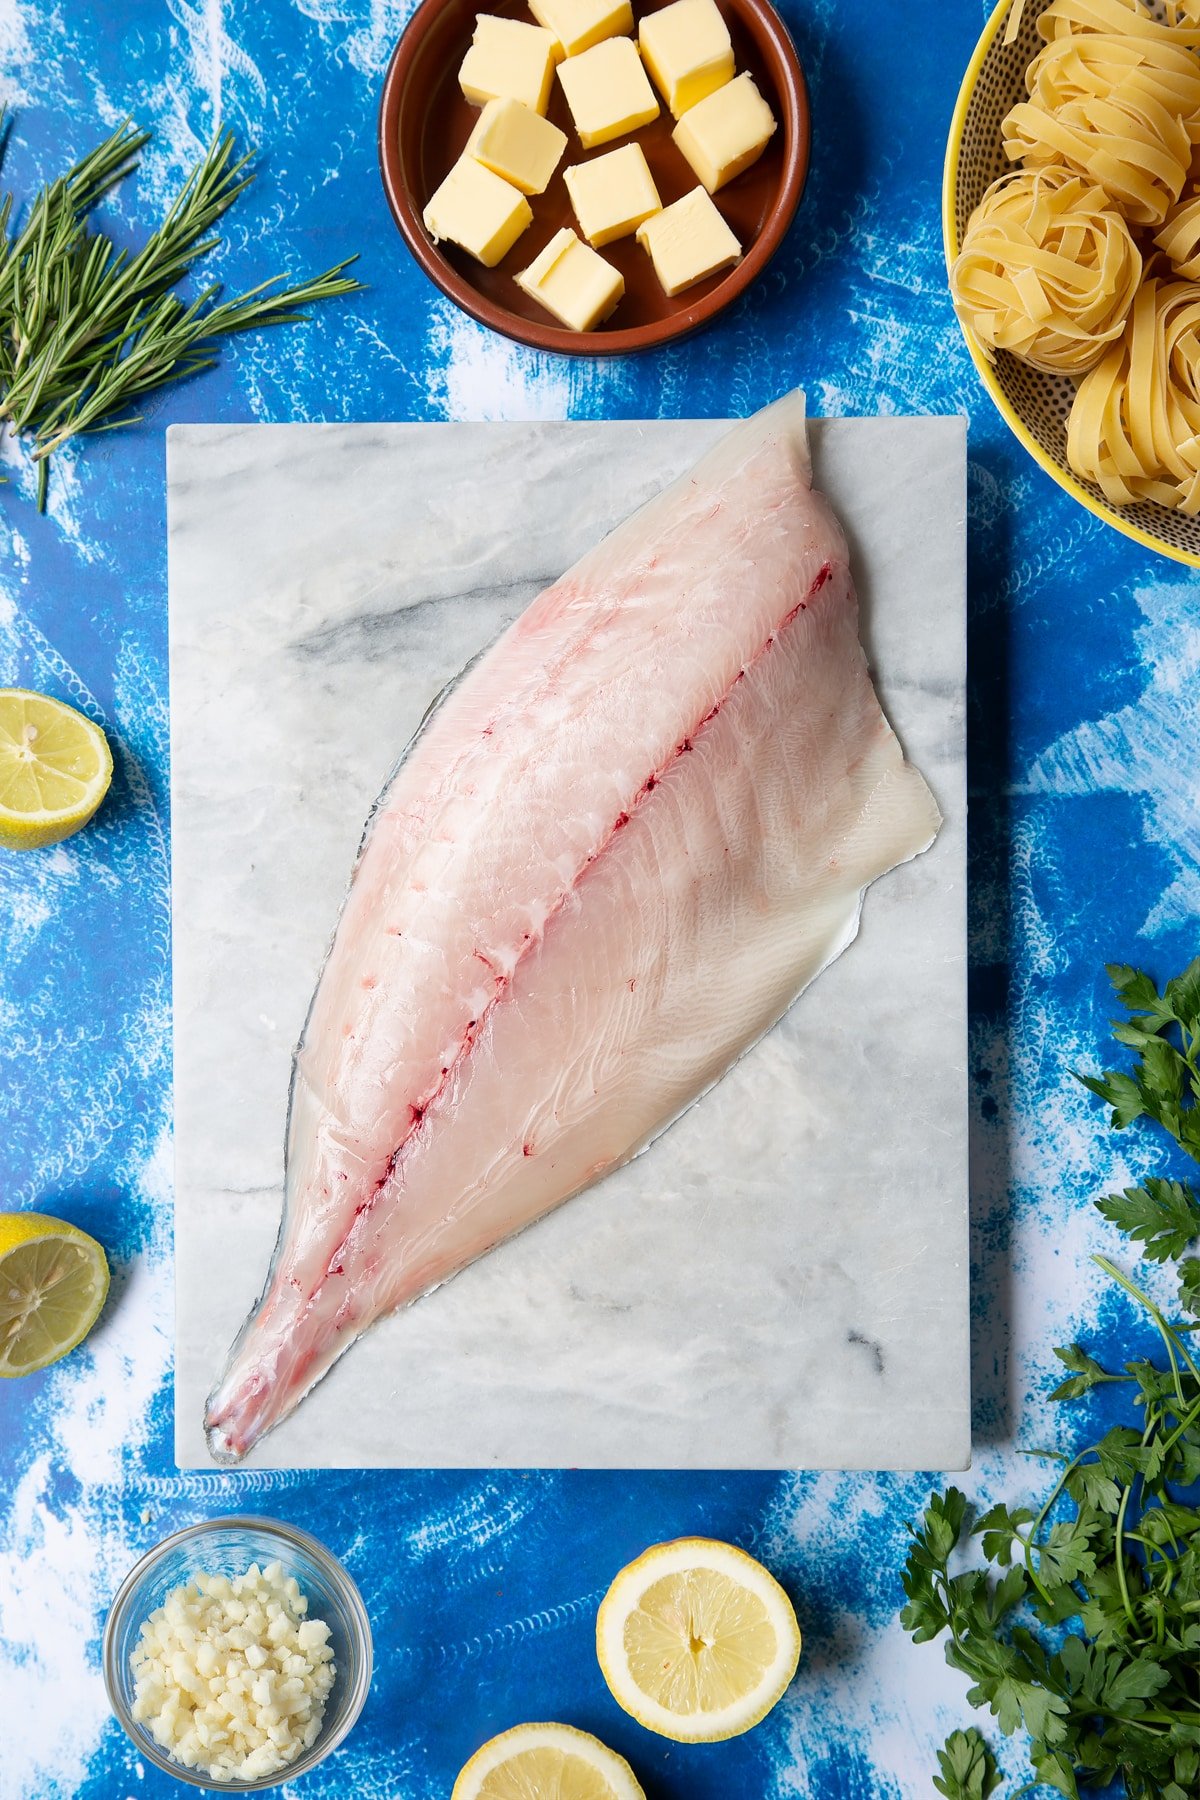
xmin=1003 ymin=32 xmax=1198 ymax=224
xmin=1033 ymin=29 xmax=1200 ymax=140
xmin=980 ymin=0 xmax=1200 ymax=515
xmin=1035 ymin=0 xmax=1200 ymax=46
xmin=1155 ymin=184 xmax=1200 ymax=271
xmin=951 ymin=166 xmax=1143 ymax=372
xmin=1068 ymin=275 xmax=1200 ymax=508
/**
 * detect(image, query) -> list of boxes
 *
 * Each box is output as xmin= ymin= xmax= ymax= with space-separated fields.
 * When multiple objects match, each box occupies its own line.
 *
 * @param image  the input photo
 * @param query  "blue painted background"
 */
xmin=2 ymin=1 xmax=1198 ymax=1795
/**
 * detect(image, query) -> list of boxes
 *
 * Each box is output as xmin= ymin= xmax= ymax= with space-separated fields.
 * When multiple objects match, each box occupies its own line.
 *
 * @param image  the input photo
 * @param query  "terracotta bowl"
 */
xmin=378 ymin=0 xmax=811 ymax=355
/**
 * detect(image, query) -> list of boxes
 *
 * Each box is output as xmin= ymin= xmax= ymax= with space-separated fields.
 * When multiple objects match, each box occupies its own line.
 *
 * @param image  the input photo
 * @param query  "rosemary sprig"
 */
xmin=0 ymin=117 xmax=363 ymax=509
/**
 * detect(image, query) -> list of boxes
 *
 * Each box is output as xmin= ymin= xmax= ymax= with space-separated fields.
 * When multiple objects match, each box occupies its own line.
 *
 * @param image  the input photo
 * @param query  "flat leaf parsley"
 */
xmin=902 ymin=960 xmax=1200 ymax=1800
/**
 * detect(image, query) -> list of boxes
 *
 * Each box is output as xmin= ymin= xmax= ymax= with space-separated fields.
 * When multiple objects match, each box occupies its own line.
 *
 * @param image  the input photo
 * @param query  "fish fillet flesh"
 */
xmin=206 ymin=392 xmax=941 ymax=1461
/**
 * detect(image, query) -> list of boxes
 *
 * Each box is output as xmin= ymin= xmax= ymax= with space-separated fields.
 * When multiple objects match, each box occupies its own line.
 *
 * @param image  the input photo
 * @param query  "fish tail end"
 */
xmin=203 ymin=1366 xmax=272 ymax=1464
xmin=204 ymin=1294 xmax=350 ymax=1463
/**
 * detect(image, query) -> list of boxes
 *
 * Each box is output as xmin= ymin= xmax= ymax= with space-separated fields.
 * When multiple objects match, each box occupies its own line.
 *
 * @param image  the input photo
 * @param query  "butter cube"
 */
xmin=423 ymin=153 xmax=533 ymax=267
xmin=515 ymin=226 xmax=625 ymax=329
xmin=636 ymin=185 xmax=741 ymax=294
xmin=467 ymin=97 xmax=567 ymax=194
xmin=564 ymin=143 xmax=661 ymax=245
xmin=639 ymin=0 xmax=734 ymax=118
xmin=528 ymin=0 xmax=633 ymax=57
xmin=673 ymin=71 xmax=777 ymax=193
xmin=459 ymin=16 xmax=559 ymax=115
xmin=557 ymin=37 xmax=660 ymax=149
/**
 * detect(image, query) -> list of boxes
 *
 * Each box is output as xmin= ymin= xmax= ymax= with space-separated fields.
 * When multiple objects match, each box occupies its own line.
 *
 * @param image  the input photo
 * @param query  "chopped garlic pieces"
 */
xmin=130 ymin=1558 xmax=336 ymax=1781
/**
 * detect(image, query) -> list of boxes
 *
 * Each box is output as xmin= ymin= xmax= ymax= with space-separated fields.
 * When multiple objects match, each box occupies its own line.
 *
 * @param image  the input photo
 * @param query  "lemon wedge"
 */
xmin=596 ymin=1536 xmax=801 ymax=1743
xmin=451 ymin=1722 xmax=645 ymax=1800
xmin=0 ymin=687 xmax=113 ymax=850
xmin=0 ymin=1212 xmax=110 ymax=1376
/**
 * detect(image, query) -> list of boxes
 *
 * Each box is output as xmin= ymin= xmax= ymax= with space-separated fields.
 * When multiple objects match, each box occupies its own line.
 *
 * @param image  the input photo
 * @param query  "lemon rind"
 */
xmin=0 ymin=1215 xmax=110 ymax=1377
xmin=595 ymin=1536 xmax=801 ymax=1744
xmin=451 ymin=1721 xmax=645 ymax=1800
xmin=0 ymin=688 xmax=113 ymax=850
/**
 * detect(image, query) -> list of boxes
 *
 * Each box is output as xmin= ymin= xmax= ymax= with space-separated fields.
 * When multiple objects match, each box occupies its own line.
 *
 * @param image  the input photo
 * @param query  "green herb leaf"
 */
xmin=1102 ymin=1655 xmax=1171 ymax=1712
xmin=1037 ymin=1517 xmax=1101 ymax=1588
xmin=1178 ymin=1256 xmax=1200 ymax=1316
xmin=1164 ymin=957 xmax=1200 ymax=1030
xmin=1064 ymin=1462 xmax=1121 ymax=1515
xmin=1049 ymin=1343 xmax=1115 ymax=1400
xmin=1031 ymin=1749 xmax=1080 ymax=1799
xmin=933 ymin=1728 xmax=1000 ymax=1800
xmin=1096 ymin=1180 xmax=1200 ymax=1262
xmin=1094 ymin=1425 xmax=1150 ymax=1485
xmin=975 ymin=1502 xmax=1033 ymax=1565
xmin=1107 ymin=963 xmax=1173 ymax=1021
xmin=1077 ymin=1069 xmax=1144 ymax=1130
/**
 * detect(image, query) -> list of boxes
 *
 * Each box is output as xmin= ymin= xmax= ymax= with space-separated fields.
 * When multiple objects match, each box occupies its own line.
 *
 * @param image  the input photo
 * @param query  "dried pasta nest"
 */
xmin=960 ymin=0 xmax=1200 ymax=518
xmin=1032 ymin=29 xmax=1200 ymax=140
xmin=1036 ymin=0 xmax=1200 ymax=47
xmin=1003 ymin=31 xmax=1198 ymax=224
xmin=1155 ymin=184 xmax=1200 ymax=272
xmin=1164 ymin=0 xmax=1200 ymax=32
xmin=1068 ymin=276 xmax=1200 ymax=508
xmin=951 ymin=166 xmax=1142 ymax=372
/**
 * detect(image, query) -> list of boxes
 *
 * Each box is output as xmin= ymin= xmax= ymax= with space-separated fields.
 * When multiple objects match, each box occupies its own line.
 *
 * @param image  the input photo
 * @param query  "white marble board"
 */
xmin=169 ymin=415 xmax=968 ymax=1471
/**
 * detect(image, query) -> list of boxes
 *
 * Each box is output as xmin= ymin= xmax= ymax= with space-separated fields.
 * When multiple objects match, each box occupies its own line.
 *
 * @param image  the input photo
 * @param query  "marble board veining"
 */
xmin=169 ymin=416 xmax=968 ymax=1471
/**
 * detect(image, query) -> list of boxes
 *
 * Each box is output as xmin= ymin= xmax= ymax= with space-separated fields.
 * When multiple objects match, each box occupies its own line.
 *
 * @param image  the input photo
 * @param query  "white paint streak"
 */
xmin=425 ymin=301 xmax=575 ymax=422
xmin=0 ymin=605 xmax=173 ymax=1795
xmin=0 ymin=1131 xmax=173 ymax=1800
xmin=764 ymin=1467 xmax=1028 ymax=1796
xmin=1023 ymin=578 xmax=1200 ymax=933
xmin=167 ymin=0 xmax=267 ymax=118
xmin=292 ymin=0 xmax=419 ymax=79
xmin=0 ymin=0 xmax=39 ymax=105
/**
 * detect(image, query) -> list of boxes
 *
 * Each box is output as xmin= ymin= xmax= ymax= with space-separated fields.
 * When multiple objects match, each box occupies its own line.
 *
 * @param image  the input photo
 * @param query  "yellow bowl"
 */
xmin=943 ymin=0 xmax=1200 ymax=569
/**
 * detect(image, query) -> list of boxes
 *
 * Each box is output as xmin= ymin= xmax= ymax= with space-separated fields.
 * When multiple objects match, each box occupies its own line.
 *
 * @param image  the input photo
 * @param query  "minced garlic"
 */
xmin=130 ymin=1559 xmax=336 ymax=1781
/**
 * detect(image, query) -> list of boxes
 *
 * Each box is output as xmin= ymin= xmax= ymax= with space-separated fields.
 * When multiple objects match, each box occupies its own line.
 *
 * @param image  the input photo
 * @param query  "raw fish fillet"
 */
xmin=206 ymin=393 xmax=941 ymax=1461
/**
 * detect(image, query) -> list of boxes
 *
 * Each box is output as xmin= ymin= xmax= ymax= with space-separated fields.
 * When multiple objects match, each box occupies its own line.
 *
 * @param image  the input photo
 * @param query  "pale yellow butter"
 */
xmin=557 ymin=37 xmax=660 ymax=149
xmin=459 ymin=16 xmax=559 ymax=115
xmin=639 ymin=0 xmax=734 ymax=118
xmin=423 ymin=153 xmax=533 ymax=267
xmin=529 ymin=0 xmax=634 ymax=58
xmin=564 ymin=143 xmax=661 ymax=246
xmin=515 ymin=226 xmax=625 ymax=329
xmin=673 ymin=70 xmax=777 ymax=193
xmin=467 ymin=97 xmax=567 ymax=195
xmin=636 ymin=184 xmax=741 ymax=295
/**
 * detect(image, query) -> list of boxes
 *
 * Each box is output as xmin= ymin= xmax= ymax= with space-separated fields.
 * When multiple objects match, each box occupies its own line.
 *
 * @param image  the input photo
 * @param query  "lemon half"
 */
xmin=596 ymin=1537 xmax=801 ymax=1743
xmin=0 ymin=1212 xmax=110 ymax=1376
xmin=0 ymin=687 xmax=113 ymax=850
xmin=451 ymin=1722 xmax=645 ymax=1800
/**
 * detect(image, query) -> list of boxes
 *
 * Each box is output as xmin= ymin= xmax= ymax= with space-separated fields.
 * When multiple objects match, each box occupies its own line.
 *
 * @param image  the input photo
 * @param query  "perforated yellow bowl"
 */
xmin=944 ymin=0 xmax=1200 ymax=568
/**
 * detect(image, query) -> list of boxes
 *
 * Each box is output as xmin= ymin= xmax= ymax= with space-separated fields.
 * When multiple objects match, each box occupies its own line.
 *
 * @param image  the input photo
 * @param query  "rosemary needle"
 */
xmin=0 ymin=117 xmax=363 ymax=510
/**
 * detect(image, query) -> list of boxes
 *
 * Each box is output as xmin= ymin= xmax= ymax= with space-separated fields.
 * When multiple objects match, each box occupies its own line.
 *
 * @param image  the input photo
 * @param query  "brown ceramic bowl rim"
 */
xmin=378 ymin=0 xmax=811 ymax=356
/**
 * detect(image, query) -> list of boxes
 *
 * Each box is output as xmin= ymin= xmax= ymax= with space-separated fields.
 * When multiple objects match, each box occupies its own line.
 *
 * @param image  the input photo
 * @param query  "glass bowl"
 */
xmin=103 ymin=1515 xmax=372 ymax=1790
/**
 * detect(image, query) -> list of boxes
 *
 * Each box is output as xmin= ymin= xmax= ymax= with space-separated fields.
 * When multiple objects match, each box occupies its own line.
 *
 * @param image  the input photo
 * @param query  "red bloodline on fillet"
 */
xmin=299 ymin=558 xmax=835 ymax=1306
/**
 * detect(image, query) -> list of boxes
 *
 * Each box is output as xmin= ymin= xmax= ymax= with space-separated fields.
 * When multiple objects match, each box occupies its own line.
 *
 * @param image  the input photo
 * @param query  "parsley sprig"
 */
xmin=1079 ymin=961 xmax=1200 ymax=1162
xmin=0 ymin=115 xmax=362 ymax=509
xmin=902 ymin=960 xmax=1200 ymax=1800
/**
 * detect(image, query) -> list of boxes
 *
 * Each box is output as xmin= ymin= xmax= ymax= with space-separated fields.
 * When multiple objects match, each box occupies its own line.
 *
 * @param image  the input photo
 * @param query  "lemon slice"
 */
xmin=0 ymin=1212 xmax=110 ymax=1376
xmin=451 ymin=1722 xmax=645 ymax=1800
xmin=0 ymin=687 xmax=113 ymax=850
xmin=596 ymin=1537 xmax=801 ymax=1743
